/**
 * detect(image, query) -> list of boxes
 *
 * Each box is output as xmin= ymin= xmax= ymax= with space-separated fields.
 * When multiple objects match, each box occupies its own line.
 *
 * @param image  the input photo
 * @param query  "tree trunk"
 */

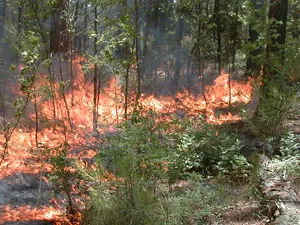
xmin=253 ymin=0 xmax=289 ymax=136
xmin=231 ymin=0 xmax=239 ymax=73
xmin=0 ymin=0 xmax=6 ymax=125
xmin=135 ymin=0 xmax=141 ymax=102
xmin=74 ymin=0 xmax=80 ymax=52
xmin=141 ymin=0 xmax=150 ymax=78
xmin=173 ymin=17 xmax=184 ymax=94
xmin=246 ymin=0 xmax=264 ymax=77
xmin=93 ymin=6 xmax=99 ymax=133
xmin=83 ymin=4 xmax=88 ymax=50
xmin=267 ymin=0 xmax=288 ymax=61
xmin=50 ymin=0 xmax=68 ymax=54
xmin=214 ymin=0 xmax=222 ymax=75
xmin=263 ymin=0 xmax=288 ymax=82
xmin=0 ymin=0 xmax=6 ymax=73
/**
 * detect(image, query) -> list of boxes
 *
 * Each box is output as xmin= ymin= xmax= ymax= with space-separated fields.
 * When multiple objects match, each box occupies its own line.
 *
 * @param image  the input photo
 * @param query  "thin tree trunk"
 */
xmin=34 ymin=86 xmax=38 ymax=148
xmin=0 ymin=90 xmax=5 ymax=129
xmin=124 ymin=44 xmax=130 ymax=120
xmin=93 ymin=6 xmax=98 ymax=133
xmin=135 ymin=0 xmax=141 ymax=102
xmin=58 ymin=52 xmax=72 ymax=131
xmin=200 ymin=56 xmax=208 ymax=106
xmin=186 ymin=58 xmax=191 ymax=93
xmin=214 ymin=0 xmax=222 ymax=75
xmin=231 ymin=0 xmax=239 ymax=73
xmin=83 ymin=4 xmax=88 ymax=50
xmin=0 ymin=0 xmax=6 ymax=73
xmin=228 ymin=65 xmax=232 ymax=105
xmin=206 ymin=0 xmax=210 ymax=17
xmin=267 ymin=0 xmax=288 ymax=61
xmin=70 ymin=41 xmax=74 ymax=106
xmin=141 ymin=7 xmax=149 ymax=77
xmin=196 ymin=2 xmax=207 ymax=105
xmin=48 ymin=66 xmax=57 ymax=130
xmin=0 ymin=0 xmax=6 ymax=124
xmin=74 ymin=0 xmax=80 ymax=52
xmin=17 ymin=3 xmax=22 ymax=34
xmin=173 ymin=17 xmax=184 ymax=94
xmin=245 ymin=0 xmax=264 ymax=77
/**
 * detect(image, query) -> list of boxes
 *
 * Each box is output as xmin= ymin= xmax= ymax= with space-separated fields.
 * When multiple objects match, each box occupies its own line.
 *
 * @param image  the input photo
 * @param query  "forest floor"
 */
xmin=0 ymin=159 xmax=299 ymax=225
xmin=216 ymin=186 xmax=264 ymax=225
xmin=0 ymin=174 xmax=267 ymax=225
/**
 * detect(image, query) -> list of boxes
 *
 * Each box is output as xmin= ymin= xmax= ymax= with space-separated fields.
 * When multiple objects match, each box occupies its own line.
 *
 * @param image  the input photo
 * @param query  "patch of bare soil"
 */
xmin=215 ymin=185 xmax=265 ymax=225
xmin=219 ymin=201 xmax=263 ymax=225
xmin=0 ymin=172 xmax=56 ymax=225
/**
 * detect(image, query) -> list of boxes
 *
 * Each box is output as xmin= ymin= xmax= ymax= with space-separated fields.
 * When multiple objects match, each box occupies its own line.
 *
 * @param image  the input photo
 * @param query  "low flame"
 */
xmin=0 ymin=56 xmax=253 ymax=223
xmin=1 ymin=205 xmax=62 ymax=222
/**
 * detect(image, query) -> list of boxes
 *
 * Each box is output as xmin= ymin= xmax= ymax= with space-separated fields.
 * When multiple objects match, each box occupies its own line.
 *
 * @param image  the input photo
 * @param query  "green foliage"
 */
xmin=82 ymin=174 xmax=158 ymax=225
xmin=82 ymin=115 xmax=170 ymax=224
xmin=153 ymin=181 xmax=226 ymax=225
xmin=81 ymin=114 xmax=230 ymax=224
xmin=48 ymin=142 xmax=79 ymax=211
xmin=82 ymin=165 xmax=226 ymax=225
xmin=248 ymin=153 xmax=264 ymax=200
xmin=171 ymin=121 xmax=251 ymax=183
xmin=278 ymin=132 xmax=300 ymax=157
xmin=254 ymin=80 xmax=300 ymax=136
xmin=270 ymin=132 xmax=300 ymax=177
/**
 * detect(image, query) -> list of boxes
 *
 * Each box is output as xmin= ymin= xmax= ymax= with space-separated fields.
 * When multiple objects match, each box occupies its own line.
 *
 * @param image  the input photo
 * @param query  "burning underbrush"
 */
xmin=0 ymin=56 xmax=254 ymax=224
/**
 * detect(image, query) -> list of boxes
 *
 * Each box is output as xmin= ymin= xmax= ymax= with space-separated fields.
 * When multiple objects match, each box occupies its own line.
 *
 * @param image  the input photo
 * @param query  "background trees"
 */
xmin=0 ymin=0 xmax=297 ymax=137
xmin=0 ymin=0 xmax=296 ymax=138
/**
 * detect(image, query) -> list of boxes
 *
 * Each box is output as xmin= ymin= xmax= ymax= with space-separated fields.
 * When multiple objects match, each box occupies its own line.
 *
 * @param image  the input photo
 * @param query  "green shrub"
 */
xmin=48 ymin=142 xmax=79 ymax=214
xmin=254 ymin=80 xmax=300 ymax=136
xmin=153 ymin=180 xmax=226 ymax=225
xmin=278 ymin=132 xmax=300 ymax=158
xmin=82 ymin=117 xmax=171 ymax=225
xmin=82 ymin=174 xmax=159 ymax=225
xmin=81 ymin=115 xmax=230 ymax=225
xmin=82 ymin=168 xmax=226 ymax=225
xmin=171 ymin=122 xmax=252 ymax=183
xmin=270 ymin=132 xmax=300 ymax=178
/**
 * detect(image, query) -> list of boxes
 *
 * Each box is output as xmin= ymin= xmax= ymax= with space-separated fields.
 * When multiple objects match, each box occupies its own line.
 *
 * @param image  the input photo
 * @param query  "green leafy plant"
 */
xmin=253 ymin=72 xmax=300 ymax=137
xmin=82 ymin=115 xmax=171 ymax=225
xmin=171 ymin=121 xmax=252 ymax=183
xmin=152 ymin=179 xmax=227 ymax=225
xmin=270 ymin=132 xmax=300 ymax=178
xmin=48 ymin=142 xmax=79 ymax=215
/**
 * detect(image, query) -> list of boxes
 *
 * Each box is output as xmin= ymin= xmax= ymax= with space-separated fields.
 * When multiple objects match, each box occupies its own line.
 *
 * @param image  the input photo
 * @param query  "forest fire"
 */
xmin=0 ymin=56 xmax=253 ymax=224
xmin=0 ymin=0 xmax=297 ymax=222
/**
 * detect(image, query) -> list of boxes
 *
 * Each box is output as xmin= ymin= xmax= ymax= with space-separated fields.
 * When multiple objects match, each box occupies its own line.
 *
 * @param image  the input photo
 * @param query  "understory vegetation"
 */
xmin=47 ymin=111 xmax=300 ymax=224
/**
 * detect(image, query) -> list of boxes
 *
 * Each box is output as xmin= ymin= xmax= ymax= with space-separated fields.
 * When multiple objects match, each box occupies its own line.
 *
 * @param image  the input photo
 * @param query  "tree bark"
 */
xmin=246 ymin=0 xmax=264 ymax=77
xmin=231 ymin=0 xmax=239 ymax=73
xmin=267 ymin=0 xmax=288 ymax=61
xmin=50 ymin=0 xmax=69 ymax=54
xmin=135 ymin=0 xmax=141 ymax=102
xmin=173 ymin=17 xmax=184 ymax=94
xmin=214 ymin=0 xmax=222 ymax=75
xmin=0 ymin=0 xmax=6 ymax=128
xmin=0 ymin=0 xmax=6 ymax=73
xmin=93 ymin=6 xmax=99 ymax=133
